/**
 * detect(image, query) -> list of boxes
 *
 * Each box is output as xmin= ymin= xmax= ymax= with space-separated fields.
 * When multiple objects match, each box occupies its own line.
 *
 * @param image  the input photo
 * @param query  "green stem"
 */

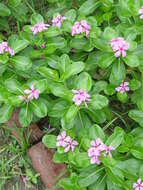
xmin=25 ymin=0 xmax=35 ymax=13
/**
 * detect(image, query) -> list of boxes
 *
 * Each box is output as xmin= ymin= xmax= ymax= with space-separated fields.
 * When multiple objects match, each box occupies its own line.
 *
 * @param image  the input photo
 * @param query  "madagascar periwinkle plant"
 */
xmin=2 ymin=0 xmax=143 ymax=189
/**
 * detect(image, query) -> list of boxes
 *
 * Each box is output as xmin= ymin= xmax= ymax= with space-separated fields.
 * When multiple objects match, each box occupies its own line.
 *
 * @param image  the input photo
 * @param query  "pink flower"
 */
xmin=103 ymin=145 xmax=114 ymax=157
xmin=31 ymin=23 xmax=50 ymax=35
xmin=115 ymin=82 xmax=130 ymax=94
xmin=133 ymin=178 xmax=143 ymax=190
xmin=56 ymin=131 xmax=78 ymax=152
xmin=0 ymin=42 xmax=14 ymax=56
xmin=64 ymin=136 xmax=78 ymax=152
xmin=72 ymin=20 xmax=91 ymax=37
xmin=72 ymin=89 xmax=90 ymax=107
xmin=24 ymin=84 xmax=40 ymax=101
xmin=22 ymin=176 xmax=27 ymax=186
xmin=110 ymin=37 xmax=130 ymax=58
xmin=40 ymin=44 xmax=46 ymax=49
xmin=52 ymin=14 xmax=66 ymax=28
xmin=56 ymin=131 xmax=67 ymax=147
xmin=88 ymin=138 xmax=104 ymax=165
xmin=139 ymin=7 xmax=143 ymax=19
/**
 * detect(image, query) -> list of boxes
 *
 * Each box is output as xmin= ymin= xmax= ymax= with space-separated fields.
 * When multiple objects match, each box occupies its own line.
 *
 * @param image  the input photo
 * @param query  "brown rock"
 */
xmin=6 ymin=109 xmax=43 ymax=144
xmin=27 ymin=142 xmax=67 ymax=189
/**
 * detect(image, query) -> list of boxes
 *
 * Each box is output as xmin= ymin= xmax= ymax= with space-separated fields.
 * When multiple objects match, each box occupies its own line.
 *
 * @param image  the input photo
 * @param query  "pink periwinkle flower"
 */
xmin=22 ymin=176 xmax=28 ymax=186
xmin=72 ymin=89 xmax=90 ymax=107
xmin=110 ymin=37 xmax=130 ymax=58
xmin=139 ymin=7 xmax=143 ymax=19
xmin=115 ymin=82 xmax=130 ymax=94
xmin=56 ymin=131 xmax=67 ymax=147
xmin=24 ymin=84 xmax=40 ymax=101
xmin=0 ymin=42 xmax=14 ymax=56
xmin=88 ymin=138 xmax=115 ymax=165
xmin=52 ymin=14 xmax=66 ymax=28
xmin=40 ymin=43 xmax=46 ymax=49
xmin=103 ymin=145 xmax=114 ymax=157
xmin=56 ymin=131 xmax=78 ymax=152
xmin=88 ymin=138 xmax=104 ymax=165
xmin=64 ymin=136 xmax=78 ymax=152
xmin=19 ymin=84 xmax=40 ymax=102
xmin=31 ymin=23 xmax=50 ymax=35
xmin=133 ymin=178 xmax=143 ymax=190
xmin=72 ymin=20 xmax=91 ymax=37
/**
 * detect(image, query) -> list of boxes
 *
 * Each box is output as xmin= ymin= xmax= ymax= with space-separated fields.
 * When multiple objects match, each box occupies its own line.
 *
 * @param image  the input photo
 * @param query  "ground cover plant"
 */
xmin=1 ymin=0 xmax=143 ymax=189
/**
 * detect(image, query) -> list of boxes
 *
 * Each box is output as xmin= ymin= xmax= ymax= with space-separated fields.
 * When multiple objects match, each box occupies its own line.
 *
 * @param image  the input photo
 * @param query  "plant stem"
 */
xmin=25 ymin=0 xmax=35 ymax=14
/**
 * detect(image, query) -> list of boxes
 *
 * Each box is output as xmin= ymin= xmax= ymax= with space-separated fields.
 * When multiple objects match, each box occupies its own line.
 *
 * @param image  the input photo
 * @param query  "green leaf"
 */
xmin=89 ymin=174 xmax=106 ymax=190
xmin=79 ymin=0 xmax=100 ymax=16
xmin=0 ymin=3 xmax=11 ymax=17
xmin=78 ymin=165 xmax=103 ymax=187
xmin=129 ymin=79 xmax=141 ymax=91
xmin=45 ymin=27 xmax=61 ymax=37
xmin=105 ymin=166 xmax=124 ymax=186
xmin=10 ymin=56 xmax=32 ymax=71
xmin=61 ymin=61 xmax=85 ymax=81
xmin=117 ymin=92 xmax=128 ymax=103
xmin=109 ymin=61 xmax=126 ymax=85
xmin=98 ymin=53 xmax=115 ymax=69
xmin=19 ymin=106 xmax=33 ymax=127
xmin=103 ymin=27 xmax=118 ymax=40
xmin=74 ymin=152 xmax=90 ymax=168
xmin=10 ymin=39 xmax=29 ymax=54
xmin=139 ymin=165 xmax=143 ymax=179
xmin=65 ymin=9 xmax=76 ymax=22
xmin=64 ymin=105 xmax=79 ymax=124
xmin=89 ymin=124 xmax=106 ymax=141
xmin=42 ymin=134 xmax=57 ymax=148
xmin=0 ymin=54 xmax=9 ymax=64
xmin=89 ymin=94 xmax=108 ymax=110
xmin=131 ymin=147 xmax=143 ymax=160
xmin=38 ymin=66 xmax=59 ymax=81
xmin=75 ymin=72 xmax=92 ymax=92
xmin=106 ymin=127 xmax=124 ymax=149
xmin=30 ymin=98 xmax=47 ymax=118
xmin=0 ymin=104 xmax=13 ymax=123
xmin=59 ymin=54 xmax=71 ymax=74
xmin=31 ymin=13 xmax=44 ymax=25
xmin=93 ymin=81 xmax=108 ymax=94
xmin=129 ymin=109 xmax=143 ymax=127
xmin=49 ymin=100 xmax=70 ymax=118
xmin=4 ymin=78 xmax=22 ymax=94
xmin=123 ymin=54 xmax=140 ymax=67
xmin=53 ymin=152 xmax=68 ymax=163
xmin=8 ymin=0 xmax=21 ymax=7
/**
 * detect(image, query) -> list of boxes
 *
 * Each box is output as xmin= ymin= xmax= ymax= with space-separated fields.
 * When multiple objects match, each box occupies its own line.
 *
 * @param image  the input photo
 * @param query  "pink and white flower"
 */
xmin=88 ymin=138 xmax=104 ymax=165
xmin=133 ymin=178 xmax=143 ymax=190
xmin=19 ymin=84 xmax=40 ymax=103
xmin=72 ymin=20 xmax=91 ymax=37
xmin=115 ymin=82 xmax=130 ymax=94
xmin=64 ymin=136 xmax=78 ymax=152
xmin=24 ymin=84 xmax=40 ymax=101
xmin=40 ymin=43 xmax=46 ymax=49
xmin=56 ymin=131 xmax=67 ymax=147
xmin=56 ymin=131 xmax=78 ymax=152
xmin=88 ymin=138 xmax=114 ymax=165
xmin=0 ymin=42 xmax=14 ymax=56
xmin=72 ymin=89 xmax=90 ymax=107
xmin=103 ymin=145 xmax=114 ymax=157
xmin=52 ymin=14 xmax=66 ymax=28
xmin=139 ymin=7 xmax=143 ymax=19
xmin=110 ymin=37 xmax=130 ymax=58
xmin=31 ymin=23 xmax=50 ymax=35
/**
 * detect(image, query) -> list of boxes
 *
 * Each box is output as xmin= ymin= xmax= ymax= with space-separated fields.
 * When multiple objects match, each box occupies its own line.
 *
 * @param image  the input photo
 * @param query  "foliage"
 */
xmin=1 ymin=0 xmax=143 ymax=189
